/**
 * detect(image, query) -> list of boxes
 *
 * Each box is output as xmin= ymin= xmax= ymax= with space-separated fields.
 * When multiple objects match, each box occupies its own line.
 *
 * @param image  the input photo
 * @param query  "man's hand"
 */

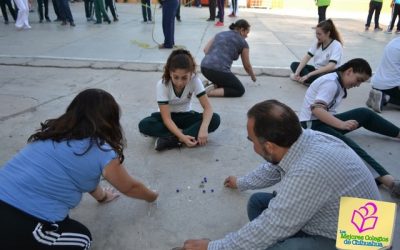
xmin=224 ymin=176 xmax=238 ymax=189
xmin=183 ymin=239 xmax=209 ymax=250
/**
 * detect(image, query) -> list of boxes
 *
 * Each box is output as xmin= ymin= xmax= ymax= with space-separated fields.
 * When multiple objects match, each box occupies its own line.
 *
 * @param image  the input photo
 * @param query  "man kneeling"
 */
xmin=183 ymin=99 xmax=380 ymax=250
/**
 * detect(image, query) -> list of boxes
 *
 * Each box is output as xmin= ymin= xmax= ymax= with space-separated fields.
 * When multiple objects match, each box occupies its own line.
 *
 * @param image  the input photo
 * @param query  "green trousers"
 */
xmin=301 ymin=107 xmax=399 ymax=178
xmin=94 ymin=0 xmax=109 ymax=23
xmin=138 ymin=111 xmax=220 ymax=138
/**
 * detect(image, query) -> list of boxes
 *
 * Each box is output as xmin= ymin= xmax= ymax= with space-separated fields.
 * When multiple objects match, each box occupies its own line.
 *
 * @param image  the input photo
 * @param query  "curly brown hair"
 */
xmin=161 ymin=49 xmax=196 ymax=85
xmin=28 ymin=88 xmax=125 ymax=163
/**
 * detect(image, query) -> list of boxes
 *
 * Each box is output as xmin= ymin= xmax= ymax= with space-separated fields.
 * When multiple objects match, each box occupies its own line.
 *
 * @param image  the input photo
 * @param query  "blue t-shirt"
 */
xmin=201 ymin=30 xmax=249 ymax=73
xmin=0 ymin=139 xmax=117 ymax=222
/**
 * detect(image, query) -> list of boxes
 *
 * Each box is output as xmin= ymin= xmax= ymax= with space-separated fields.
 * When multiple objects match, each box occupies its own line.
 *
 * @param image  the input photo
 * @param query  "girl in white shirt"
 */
xmin=299 ymin=58 xmax=400 ymax=198
xmin=290 ymin=19 xmax=343 ymax=86
xmin=139 ymin=49 xmax=220 ymax=151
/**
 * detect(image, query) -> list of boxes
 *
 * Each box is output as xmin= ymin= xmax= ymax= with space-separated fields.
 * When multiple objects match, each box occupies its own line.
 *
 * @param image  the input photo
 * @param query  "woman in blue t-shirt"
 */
xmin=0 ymin=89 xmax=158 ymax=249
xmin=201 ymin=19 xmax=257 ymax=97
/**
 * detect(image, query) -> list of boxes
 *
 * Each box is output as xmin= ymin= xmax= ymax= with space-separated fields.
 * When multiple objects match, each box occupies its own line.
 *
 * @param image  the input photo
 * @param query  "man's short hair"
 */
xmin=247 ymin=100 xmax=302 ymax=147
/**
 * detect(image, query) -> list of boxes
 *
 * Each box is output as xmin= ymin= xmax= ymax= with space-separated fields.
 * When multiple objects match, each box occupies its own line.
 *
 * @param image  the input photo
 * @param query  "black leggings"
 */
xmin=201 ymin=67 xmax=245 ymax=97
xmin=0 ymin=200 xmax=92 ymax=250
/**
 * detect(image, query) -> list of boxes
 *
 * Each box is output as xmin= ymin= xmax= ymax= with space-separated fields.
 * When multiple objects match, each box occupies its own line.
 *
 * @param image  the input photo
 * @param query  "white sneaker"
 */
xmin=366 ymin=89 xmax=383 ymax=113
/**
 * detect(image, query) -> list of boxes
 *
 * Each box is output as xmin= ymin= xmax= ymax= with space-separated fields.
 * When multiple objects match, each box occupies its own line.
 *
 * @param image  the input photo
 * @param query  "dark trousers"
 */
xmin=0 ymin=200 xmax=92 ymax=250
xmin=380 ymin=86 xmax=400 ymax=106
xmin=104 ymin=0 xmax=117 ymax=19
xmin=201 ymin=67 xmax=245 ymax=97
xmin=138 ymin=111 xmax=220 ymax=138
xmin=246 ymin=193 xmax=336 ymax=250
xmin=318 ymin=5 xmax=328 ymax=23
xmin=208 ymin=0 xmax=215 ymax=19
xmin=365 ymin=1 xmax=382 ymax=28
xmin=176 ymin=0 xmax=180 ymax=19
xmin=0 ymin=0 xmax=17 ymax=22
xmin=301 ymin=108 xmax=400 ymax=177
xmin=216 ymin=0 xmax=224 ymax=22
xmin=94 ymin=0 xmax=110 ymax=22
xmin=290 ymin=62 xmax=322 ymax=85
xmin=141 ymin=0 xmax=151 ymax=21
xmin=388 ymin=3 xmax=400 ymax=31
xmin=231 ymin=0 xmax=237 ymax=14
xmin=84 ymin=0 xmax=93 ymax=18
xmin=162 ymin=0 xmax=178 ymax=48
xmin=58 ymin=0 xmax=73 ymax=22
xmin=37 ymin=0 xmax=49 ymax=20
xmin=52 ymin=0 xmax=61 ymax=19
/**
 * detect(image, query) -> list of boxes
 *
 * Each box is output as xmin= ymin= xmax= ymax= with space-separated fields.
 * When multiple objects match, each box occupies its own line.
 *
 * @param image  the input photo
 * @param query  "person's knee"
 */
xmin=138 ymin=119 xmax=150 ymax=135
xmin=209 ymin=113 xmax=221 ymax=132
xmin=353 ymin=107 xmax=375 ymax=118
xmin=290 ymin=62 xmax=299 ymax=72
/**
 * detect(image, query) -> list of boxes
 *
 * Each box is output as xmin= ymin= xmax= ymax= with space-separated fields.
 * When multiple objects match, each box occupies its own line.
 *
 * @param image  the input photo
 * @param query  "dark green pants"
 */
xmin=290 ymin=62 xmax=322 ymax=85
xmin=301 ymin=107 xmax=399 ymax=177
xmin=138 ymin=111 xmax=220 ymax=138
xmin=94 ymin=0 xmax=109 ymax=23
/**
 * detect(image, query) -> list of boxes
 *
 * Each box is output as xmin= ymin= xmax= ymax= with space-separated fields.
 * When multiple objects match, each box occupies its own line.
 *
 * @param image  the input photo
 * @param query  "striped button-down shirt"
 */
xmin=208 ymin=129 xmax=381 ymax=250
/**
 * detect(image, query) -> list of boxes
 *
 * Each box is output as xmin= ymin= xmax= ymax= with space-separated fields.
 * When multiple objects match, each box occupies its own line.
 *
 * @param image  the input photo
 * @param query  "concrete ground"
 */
xmin=0 ymin=3 xmax=399 ymax=250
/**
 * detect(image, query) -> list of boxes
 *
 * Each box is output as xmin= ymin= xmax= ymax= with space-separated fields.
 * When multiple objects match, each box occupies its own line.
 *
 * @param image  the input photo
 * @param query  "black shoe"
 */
xmin=155 ymin=136 xmax=181 ymax=151
xmin=54 ymin=18 xmax=61 ymax=22
xmin=94 ymin=21 xmax=102 ymax=24
xmin=176 ymin=17 xmax=181 ymax=22
xmin=4 ymin=20 xmax=9 ymax=24
xmin=70 ymin=22 xmax=76 ymax=26
xmin=45 ymin=18 xmax=51 ymax=22
xmin=39 ymin=19 xmax=43 ymax=23
xmin=206 ymin=18 xmax=215 ymax=21
xmin=113 ymin=17 xmax=118 ymax=22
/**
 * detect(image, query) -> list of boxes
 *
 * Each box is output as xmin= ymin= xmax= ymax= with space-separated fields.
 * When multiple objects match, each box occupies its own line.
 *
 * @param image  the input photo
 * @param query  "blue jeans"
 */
xmin=247 ymin=193 xmax=336 ymax=250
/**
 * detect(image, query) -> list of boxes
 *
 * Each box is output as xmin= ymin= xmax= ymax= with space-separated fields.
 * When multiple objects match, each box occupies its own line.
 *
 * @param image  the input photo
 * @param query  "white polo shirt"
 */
xmin=371 ymin=37 xmax=400 ymax=90
xmin=299 ymin=72 xmax=345 ymax=121
xmin=308 ymin=39 xmax=343 ymax=69
xmin=156 ymin=75 xmax=206 ymax=113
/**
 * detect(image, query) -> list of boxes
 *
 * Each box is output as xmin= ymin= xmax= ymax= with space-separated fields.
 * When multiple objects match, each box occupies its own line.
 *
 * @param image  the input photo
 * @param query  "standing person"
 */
xmin=201 ymin=19 xmax=256 ymax=97
xmin=0 ymin=89 xmax=158 ymax=249
xmin=37 ymin=0 xmax=51 ymax=22
xmin=14 ymin=0 xmax=31 ymax=29
xmin=105 ymin=0 xmax=118 ymax=21
xmin=299 ymin=58 xmax=400 ymax=197
xmin=159 ymin=0 xmax=179 ymax=49
xmin=290 ymin=19 xmax=343 ymax=86
xmin=206 ymin=0 xmax=215 ymax=21
xmin=316 ymin=0 xmax=330 ymax=24
xmin=365 ymin=0 xmax=383 ymax=31
xmin=181 ymin=99 xmax=380 ymax=250
xmin=93 ymin=0 xmax=111 ymax=24
xmin=367 ymin=37 xmax=400 ymax=112
xmin=386 ymin=0 xmax=400 ymax=33
xmin=140 ymin=0 xmax=152 ymax=23
xmin=0 ymin=0 xmax=17 ymax=24
xmin=215 ymin=0 xmax=224 ymax=26
xmin=52 ymin=0 xmax=62 ymax=21
xmin=58 ymin=0 xmax=75 ymax=26
xmin=176 ymin=0 xmax=181 ymax=22
xmin=138 ymin=49 xmax=220 ymax=151
xmin=84 ymin=0 xmax=94 ymax=21
xmin=228 ymin=0 xmax=237 ymax=17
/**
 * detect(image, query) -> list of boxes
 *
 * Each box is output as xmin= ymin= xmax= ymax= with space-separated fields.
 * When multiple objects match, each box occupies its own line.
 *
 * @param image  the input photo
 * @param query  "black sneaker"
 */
xmin=155 ymin=136 xmax=181 ymax=151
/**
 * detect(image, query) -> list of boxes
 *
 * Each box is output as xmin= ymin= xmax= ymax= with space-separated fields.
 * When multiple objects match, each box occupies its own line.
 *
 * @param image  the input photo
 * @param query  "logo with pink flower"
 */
xmin=351 ymin=202 xmax=378 ymax=233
